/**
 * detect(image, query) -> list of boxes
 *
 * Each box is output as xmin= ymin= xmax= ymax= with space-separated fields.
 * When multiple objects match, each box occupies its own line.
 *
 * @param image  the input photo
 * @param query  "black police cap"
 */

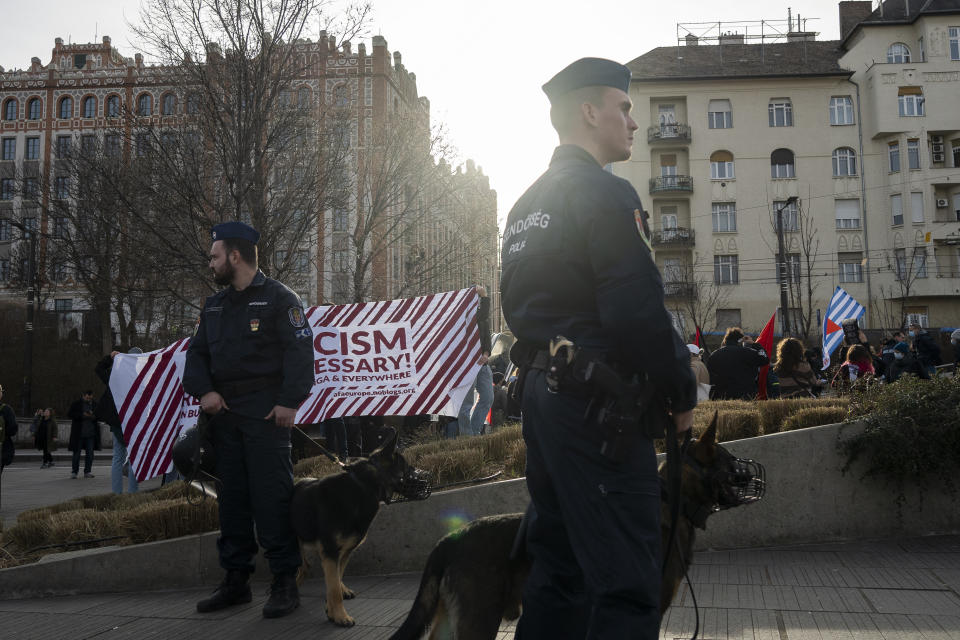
xmin=211 ymin=221 xmax=260 ymax=245
xmin=542 ymin=57 xmax=632 ymax=103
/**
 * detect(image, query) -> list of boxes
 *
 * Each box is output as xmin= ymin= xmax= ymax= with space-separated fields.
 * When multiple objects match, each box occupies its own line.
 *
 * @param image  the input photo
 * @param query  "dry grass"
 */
xmin=781 ymin=406 xmax=848 ymax=432
xmin=124 ymin=499 xmax=219 ymax=544
xmin=293 ymin=455 xmax=343 ymax=479
xmin=757 ymin=398 xmax=848 ymax=434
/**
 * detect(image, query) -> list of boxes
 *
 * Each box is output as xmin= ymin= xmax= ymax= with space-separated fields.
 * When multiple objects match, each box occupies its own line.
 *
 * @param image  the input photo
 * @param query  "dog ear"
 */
xmin=369 ymin=427 xmax=398 ymax=459
xmin=696 ymin=411 xmax=718 ymax=451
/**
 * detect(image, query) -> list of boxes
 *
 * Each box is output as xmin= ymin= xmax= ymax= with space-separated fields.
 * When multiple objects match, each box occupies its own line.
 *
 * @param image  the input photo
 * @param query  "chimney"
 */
xmin=342 ymin=39 xmax=351 ymax=55
xmin=685 ymin=34 xmax=699 ymax=46
xmin=393 ymin=51 xmax=402 ymax=69
xmin=719 ymin=32 xmax=744 ymax=45
xmin=839 ymin=1 xmax=873 ymax=39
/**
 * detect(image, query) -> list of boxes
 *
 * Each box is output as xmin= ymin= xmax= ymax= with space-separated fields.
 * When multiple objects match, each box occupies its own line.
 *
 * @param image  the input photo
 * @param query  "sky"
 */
xmin=1 ymin=0 xmax=852 ymax=227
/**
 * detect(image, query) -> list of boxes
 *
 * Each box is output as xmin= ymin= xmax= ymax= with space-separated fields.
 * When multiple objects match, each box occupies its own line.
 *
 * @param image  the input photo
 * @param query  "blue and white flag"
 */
xmin=821 ymin=286 xmax=866 ymax=370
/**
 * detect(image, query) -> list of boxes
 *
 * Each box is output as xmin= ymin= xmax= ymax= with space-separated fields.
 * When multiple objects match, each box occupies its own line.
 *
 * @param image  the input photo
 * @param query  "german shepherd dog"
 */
xmin=291 ymin=427 xmax=417 ymax=627
xmin=389 ymin=414 xmax=765 ymax=639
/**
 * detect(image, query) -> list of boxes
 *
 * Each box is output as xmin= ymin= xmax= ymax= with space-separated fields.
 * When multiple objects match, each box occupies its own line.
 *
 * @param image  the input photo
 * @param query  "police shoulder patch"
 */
xmin=288 ymin=306 xmax=306 ymax=328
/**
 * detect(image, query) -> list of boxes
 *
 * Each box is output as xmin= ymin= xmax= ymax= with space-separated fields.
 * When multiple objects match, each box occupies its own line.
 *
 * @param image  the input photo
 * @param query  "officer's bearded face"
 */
xmin=592 ymin=87 xmax=638 ymax=165
xmin=209 ymin=241 xmax=235 ymax=286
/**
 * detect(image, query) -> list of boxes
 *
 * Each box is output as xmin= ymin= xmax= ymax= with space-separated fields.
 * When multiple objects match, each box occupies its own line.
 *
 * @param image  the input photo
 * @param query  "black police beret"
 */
xmin=211 ymin=221 xmax=260 ymax=245
xmin=542 ymin=57 xmax=632 ymax=103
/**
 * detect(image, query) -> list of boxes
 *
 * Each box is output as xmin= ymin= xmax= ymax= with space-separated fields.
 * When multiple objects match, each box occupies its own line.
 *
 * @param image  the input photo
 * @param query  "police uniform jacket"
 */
xmin=500 ymin=144 xmax=696 ymax=412
xmin=184 ymin=270 xmax=314 ymax=410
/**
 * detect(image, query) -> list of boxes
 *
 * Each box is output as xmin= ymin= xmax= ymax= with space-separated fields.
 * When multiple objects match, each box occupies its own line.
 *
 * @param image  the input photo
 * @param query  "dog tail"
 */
xmin=388 ymin=543 xmax=446 ymax=640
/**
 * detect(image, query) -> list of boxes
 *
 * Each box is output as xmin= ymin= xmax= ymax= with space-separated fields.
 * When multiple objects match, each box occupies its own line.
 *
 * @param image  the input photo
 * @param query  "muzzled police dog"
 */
xmin=291 ymin=427 xmax=420 ymax=627
xmin=388 ymin=413 xmax=764 ymax=639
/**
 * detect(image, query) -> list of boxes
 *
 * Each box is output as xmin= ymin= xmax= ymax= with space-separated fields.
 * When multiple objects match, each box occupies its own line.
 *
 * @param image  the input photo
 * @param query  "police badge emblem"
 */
xmin=634 ymin=208 xmax=652 ymax=250
xmin=288 ymin=306 xmax=306 ymax=327
xmin=249 ymin=318 xmax=260 ymax=332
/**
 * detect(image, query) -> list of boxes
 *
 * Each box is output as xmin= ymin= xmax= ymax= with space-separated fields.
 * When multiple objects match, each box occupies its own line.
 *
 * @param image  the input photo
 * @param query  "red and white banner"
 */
xmin=110 ymin=288 xmax=482 ymax=481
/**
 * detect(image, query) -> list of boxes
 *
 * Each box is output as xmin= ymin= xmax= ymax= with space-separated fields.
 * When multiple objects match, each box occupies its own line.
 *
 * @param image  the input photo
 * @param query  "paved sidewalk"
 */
xmin=2 ymin=466 xmax=959 ymax=638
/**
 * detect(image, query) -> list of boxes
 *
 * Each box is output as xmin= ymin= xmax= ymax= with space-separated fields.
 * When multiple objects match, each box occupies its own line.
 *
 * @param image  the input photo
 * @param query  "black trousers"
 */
xmin=71 ymin=437 xmax=95 ymax=474
xmin=212 ymin=409 xmax=301 ymax=575
xmin=515 ymin=370 xmax=662 ymax=640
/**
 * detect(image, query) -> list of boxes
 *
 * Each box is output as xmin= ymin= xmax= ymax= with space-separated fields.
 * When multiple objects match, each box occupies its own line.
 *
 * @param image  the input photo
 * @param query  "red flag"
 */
xmin=694 ymin=325 xmax=702 ymax=347
xmin=756 ymin=309 xmax=777 ymax=400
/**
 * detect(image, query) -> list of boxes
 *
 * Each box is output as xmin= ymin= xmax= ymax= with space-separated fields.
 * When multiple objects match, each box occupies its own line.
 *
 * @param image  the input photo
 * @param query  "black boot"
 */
xmin=196 ymin=569 xmax=252 ymax=613
xmin=262 ymin=572 xmax=300 ymax=618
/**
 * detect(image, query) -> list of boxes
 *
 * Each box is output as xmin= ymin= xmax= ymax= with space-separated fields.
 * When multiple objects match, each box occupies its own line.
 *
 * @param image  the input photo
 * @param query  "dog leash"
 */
xmin=662 ymin=426 xmax=700 ymax=640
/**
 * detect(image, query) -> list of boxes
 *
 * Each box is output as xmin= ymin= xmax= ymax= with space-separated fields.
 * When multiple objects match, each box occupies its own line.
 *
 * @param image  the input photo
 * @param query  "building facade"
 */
xmin=618 ymin=0 xmax=960 ymax=336
xmin=0 ymin=34 xmax=498 ymax=339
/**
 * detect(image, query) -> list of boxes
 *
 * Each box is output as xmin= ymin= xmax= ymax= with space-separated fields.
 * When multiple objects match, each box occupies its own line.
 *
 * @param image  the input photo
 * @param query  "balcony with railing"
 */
xmin=652 ymin=227 xmax=695 ymax=247
xmin=649 ymin=175 xmax=693 ymax=194
xmin=663 ymin=282 xmax=695 ymax=298
xmin=647 ymin=123 xmax=692 ymax=144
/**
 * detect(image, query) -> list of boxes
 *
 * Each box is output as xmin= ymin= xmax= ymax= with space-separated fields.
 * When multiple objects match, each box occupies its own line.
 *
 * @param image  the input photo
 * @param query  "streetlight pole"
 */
xmin=10 ymin=219 xmax=39 ymax=416
xmin=776 ymin=196 xmax=798 ymax=338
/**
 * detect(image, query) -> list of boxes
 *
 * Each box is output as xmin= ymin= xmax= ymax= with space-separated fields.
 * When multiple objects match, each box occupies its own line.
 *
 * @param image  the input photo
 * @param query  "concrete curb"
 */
xmin=2 ymin=421 xmax=959 ymax=599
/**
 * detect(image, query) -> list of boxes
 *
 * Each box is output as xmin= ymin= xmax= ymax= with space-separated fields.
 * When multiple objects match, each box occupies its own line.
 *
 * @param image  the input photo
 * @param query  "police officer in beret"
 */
xmin=184 ymin=221 xmax=314 ymax=618
xmin=501 ymin=58 xmax=697 ymax=638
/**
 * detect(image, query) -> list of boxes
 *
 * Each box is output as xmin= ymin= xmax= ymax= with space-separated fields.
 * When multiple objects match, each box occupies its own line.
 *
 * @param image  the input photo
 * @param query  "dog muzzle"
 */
xmin=396 ymin=468 xmax=432 ymax=501
xmin=716 ymin=457 xmax=765 ymax=510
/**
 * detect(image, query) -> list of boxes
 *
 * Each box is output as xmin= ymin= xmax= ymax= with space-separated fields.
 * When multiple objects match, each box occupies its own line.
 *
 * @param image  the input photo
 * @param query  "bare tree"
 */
xmin=881 ymin=245 xmax=928 ymax=329
xmin=783 ymin=197 xmax=820 ymax=341
xmin=665 ymin=253 xmax=731 ymax=342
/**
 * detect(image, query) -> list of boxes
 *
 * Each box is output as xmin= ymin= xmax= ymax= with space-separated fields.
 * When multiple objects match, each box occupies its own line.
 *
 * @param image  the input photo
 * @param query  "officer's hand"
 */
xmin=200 ymin=391 xmax=229 ymax=415
xmin=478 ymin=353 xmax=490 ymax=365
xmin=672 ymin=409 xmax=694 ymax=433
xmin=266 ymin=405 xmax=297 ymax=428
xmin=110 ymin=350 xmax=119 ymax=359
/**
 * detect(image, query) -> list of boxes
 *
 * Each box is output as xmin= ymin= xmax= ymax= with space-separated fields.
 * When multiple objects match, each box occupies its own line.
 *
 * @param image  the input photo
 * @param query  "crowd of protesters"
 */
xmin=695 ymin=322 xmax=957 ymax=401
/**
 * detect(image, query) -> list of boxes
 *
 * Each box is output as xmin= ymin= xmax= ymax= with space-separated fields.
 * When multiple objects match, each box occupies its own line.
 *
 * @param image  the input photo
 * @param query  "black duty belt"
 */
xmin=214 ymin=376 xmax=283 ymax=399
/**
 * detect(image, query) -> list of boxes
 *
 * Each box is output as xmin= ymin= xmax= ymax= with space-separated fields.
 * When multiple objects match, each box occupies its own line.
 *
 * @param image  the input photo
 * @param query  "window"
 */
xmin=707 ymin=99 xmax=732 ymax=129
xmin=0 ymin=219 xmax=9 ymax=241
xmin=832 ymin=147 xmax=857 ymax=176
xmin=891 ymin=194 xmax=904 ymax=226
xmin=23 ymin=178 xmax=38 ymax=200
xmin=887 ymin=43 xmax=911 ymax=63
xmin=838 ymin=252 xmax=864 ymax=283
xmin=911 ymin=192 xmax=924 ymax=223
xmin=776 ymin=253 xmax=801 ymax=285
xmin=333 ymin=208 xmax=348 ymax=232
xmin=58 ymin=96 xmax=73 ymax=119
xmin=333 ymin=85 xmax=349 ymax=107
xmin=160 ymin=131 xmax=177 ymax=152
xmin=135 ymin=133 xmax=151 ymax=157
xmin=55 ymin=175 xmax=70 ymax=199
xmin=56 ymin=135 xmax=71 ymax=159
xmin=50 ymin=261 xmax=69 ymax=283
xmin=0 ymin=259 xmax=8 ymax=282
xmin=835 ymin=199 xmax=861 ymax=229
xmin=716 ymin=308 xmax=741 ymax=329
xmin=712 ymin=202 xmax=737 ymax=232
xmin=714 ymin=255 xmax=739 ymax=285
xmin=81 ymin=134 xmax=96 ymax=157
xmin=951 ymin=27 xmax=960 ymax=61
xmin=162 ymin=93 xmax=176 ymax=115
xmin=298 ymin=87 xmax=311 ymax=110
xmin=661 ymin=206 xmax=679 ymax=239
xmin=52 ymin=217 xmax=68 ymax=239
xmin=0 ymin=178 xmax=12 ymax=200
xmin=3 ymin=98 xmax=16 ymax=120
xmin=27 ymin=98 xmax=41 ymax=120
xmin=774 ymin=199 xmax=799 ymax=231
xmin=55 ymin=299 xmax=73 ymax=312
xmin=278 ymin=90 xmax=292 ymax=109
xmin=710 ymin=150 xmax=734 ymax=179
xmin=898 ymin=87 xmax=925 ymax=116
xmin=106 ymin=95 xmax=121 ymax=117
xmin=2 ymin=138 xmax=14 ymax=161
xmin=137 ymin=93 xmax=152 ymax=116
xmin=295 ymin=250 xmax=310 ymax=273
xmin=768 ymin=99 xmax=793 ymax=127
xmin=333 ymin=248 xmax=349 ymax=272
xmin=82 ymin=95 xmax=96 ymax=118
xmin=918 ymin=36 xmax=926 ymax=62
xmin=660 ymin=154 xmax=677 ymax=186
xmin=913 ymin=248 xmax=928 ymax=278
xmin=889 ymin=142 xmax=901 ymax=172
xmin=23 ymin=216 xmax=37 ymax=238
xmin=105 ymin=134 xmax=120 ymax=157
xmin=25 ymin=137 xmax=39 ymax=160
xmin=829 ymin=96 xmax=854 ymax=125
xmin=905 ymin=306 xmax=929 ymax=328
xmin=186 ymin=93 xmax=200 ymax=114
xmin=907 ymin=139 xmax=920 ymax=170
xmin=770 ymin=148 xmax=795 ymax=178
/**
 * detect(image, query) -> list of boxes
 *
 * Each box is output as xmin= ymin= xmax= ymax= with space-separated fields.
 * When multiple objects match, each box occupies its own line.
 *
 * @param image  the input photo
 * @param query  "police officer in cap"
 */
xmin=184 ymin=221 xmax=314 ymax=618
xmin=501 ymin=58 xmax=696 ymax=638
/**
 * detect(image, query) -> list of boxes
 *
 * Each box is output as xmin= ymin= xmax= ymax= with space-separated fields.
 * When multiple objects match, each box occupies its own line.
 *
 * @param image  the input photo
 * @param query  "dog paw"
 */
xmin=341 ymin=584 xmax=356 ymax=599
xmin=327 ymin=611 xmax=356 ymax=627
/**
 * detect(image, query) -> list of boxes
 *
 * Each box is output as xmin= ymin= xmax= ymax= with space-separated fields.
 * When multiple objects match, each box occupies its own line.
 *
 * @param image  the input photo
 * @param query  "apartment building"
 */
xmin=0 ymin=34 xmax=497 ymax=329
xmin=617 ymin=0 xmax=960 ymax=334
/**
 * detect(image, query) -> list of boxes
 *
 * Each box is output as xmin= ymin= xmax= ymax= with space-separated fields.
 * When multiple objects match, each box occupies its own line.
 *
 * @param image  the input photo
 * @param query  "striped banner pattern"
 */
xmin=110 ymin=288 xmax=481 ymax=481
xmin=821 ymin=286 xmax=866 ymax=370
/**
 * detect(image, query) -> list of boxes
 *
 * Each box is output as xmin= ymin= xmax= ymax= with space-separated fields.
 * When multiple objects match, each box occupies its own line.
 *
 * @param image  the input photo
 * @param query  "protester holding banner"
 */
xmin=500 ymin=58 xmax=695 ymax=639
xmin=183 ymin=221 xmax=314 ymax=620
xmin=453 ymin=285 xmax=493 ymax=437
